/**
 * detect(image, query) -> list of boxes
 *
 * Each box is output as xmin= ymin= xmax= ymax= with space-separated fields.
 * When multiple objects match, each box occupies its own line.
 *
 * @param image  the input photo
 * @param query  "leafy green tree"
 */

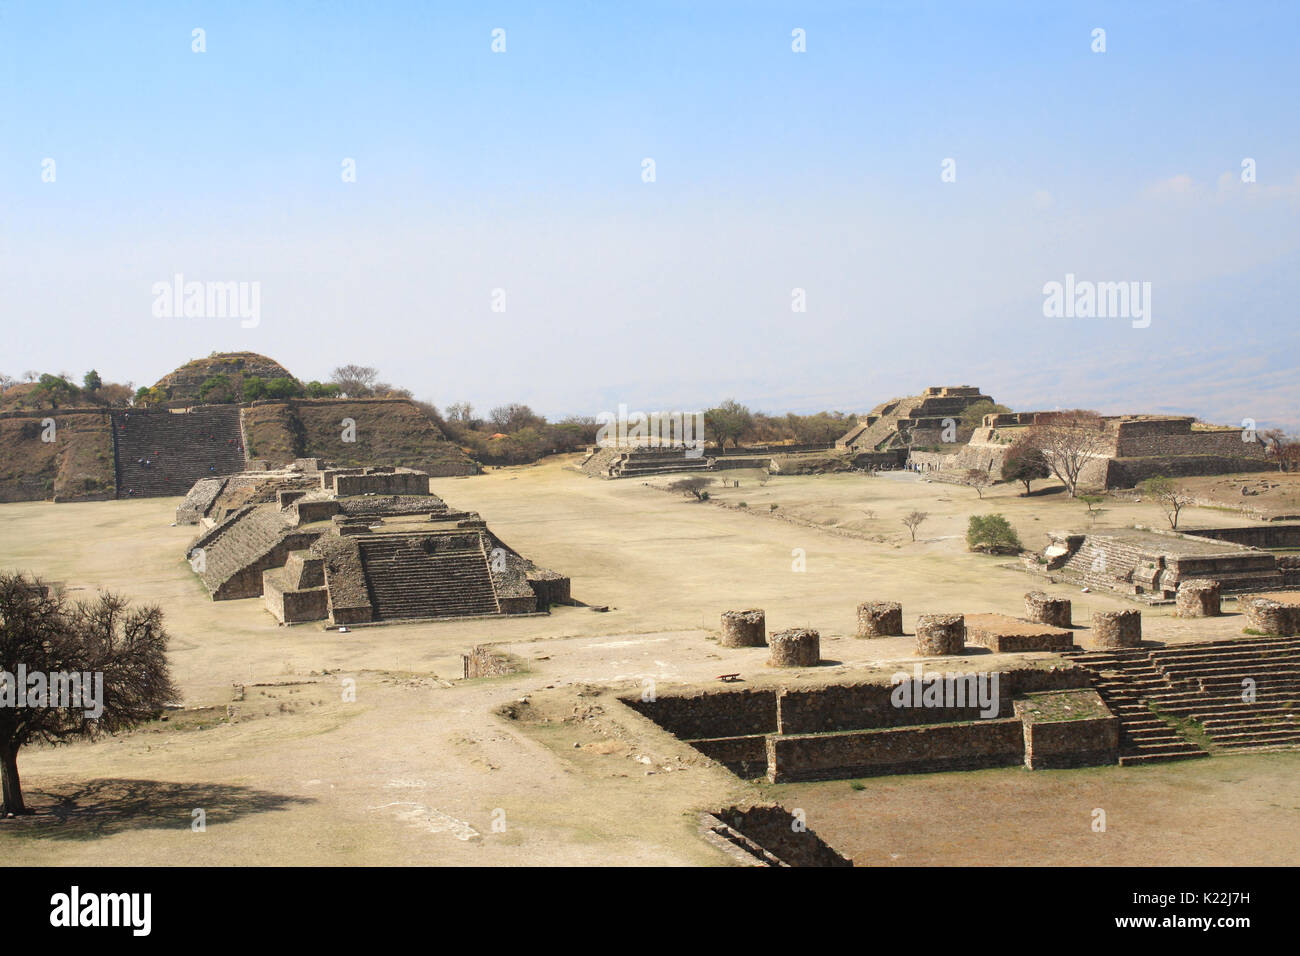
xmin=198 ymin=374 xmax=235 ymax=404
xmin=706 ymin=399 xmax=754 ymax=448
xmin=34 ymin=374 xmax=80 ymax=409
xmin=959 ymin=399 xmax=1012 ymax=429
xmin=1001 ymin=440 xmax=1051 ymax=495
xmin=263 ymin=377 xmax=303 ymax=400
xmin=304 ymin=381 xmax=341 ymax=399
xmin=966 ymin=514 xmax=1023 ymax=554
xmin=134 ymin=385 xmax=166 ymax=407
xmin=82 ymin=369 xmax=102 ymax=392
xmin=242 ymin=377 xmax=267 ymax=401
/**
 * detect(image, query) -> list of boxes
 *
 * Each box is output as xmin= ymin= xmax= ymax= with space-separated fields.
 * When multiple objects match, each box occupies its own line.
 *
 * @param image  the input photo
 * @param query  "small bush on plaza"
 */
xmin=967 ymin=514 xmax=1022 ymax=554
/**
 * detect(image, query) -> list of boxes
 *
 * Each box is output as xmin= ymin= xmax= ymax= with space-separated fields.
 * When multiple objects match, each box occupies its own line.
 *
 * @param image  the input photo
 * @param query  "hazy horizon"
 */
xmin=5 ymin=2 xmax=1298 ymax=429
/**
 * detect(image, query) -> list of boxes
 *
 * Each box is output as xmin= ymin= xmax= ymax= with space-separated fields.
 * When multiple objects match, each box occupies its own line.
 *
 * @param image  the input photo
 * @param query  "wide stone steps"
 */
xmin=1069 ymin=636 xmax=1300 ymax=760
xmin=112 ymin=407 xmax=246 ymax=498
xmin=358 ymin=539 xmax=500 ymax=620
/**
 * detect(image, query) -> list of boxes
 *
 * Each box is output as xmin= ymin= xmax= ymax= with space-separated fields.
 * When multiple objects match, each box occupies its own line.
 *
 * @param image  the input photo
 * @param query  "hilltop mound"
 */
xmin=154 ymin=352 xmax=296 ymax=404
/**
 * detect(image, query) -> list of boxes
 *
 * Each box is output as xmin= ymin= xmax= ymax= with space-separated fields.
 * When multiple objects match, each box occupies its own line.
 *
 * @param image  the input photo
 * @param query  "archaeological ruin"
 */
xmin=181 ymin=461 xmax=570 ymax=625
xmin=835 ymin=385 xmax=997 ymax=463
xmin=1032 ymin=527 xmax=1298 ymax=600
xmin=913 ymin=412 xmax=1273 ymax=489
xmin=0 ymin=352 xmax=476 ymax=503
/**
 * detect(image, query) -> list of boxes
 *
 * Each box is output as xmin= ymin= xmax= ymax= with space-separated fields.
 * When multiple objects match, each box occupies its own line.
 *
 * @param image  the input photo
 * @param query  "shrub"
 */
xmin=966 ymin=514 xmax=1022 ymax=554
xmin=199 ymin=374 xmax=235 ymax=404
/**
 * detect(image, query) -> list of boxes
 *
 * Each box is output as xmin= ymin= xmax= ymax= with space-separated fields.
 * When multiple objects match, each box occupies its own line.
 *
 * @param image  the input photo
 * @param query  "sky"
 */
xmin=3 ymin=1 xmax=1298 ymax=428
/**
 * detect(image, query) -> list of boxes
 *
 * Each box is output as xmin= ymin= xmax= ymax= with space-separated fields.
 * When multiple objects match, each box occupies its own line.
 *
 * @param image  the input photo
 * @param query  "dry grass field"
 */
xmin=0 ymin=456 xmax=1296 ymax=865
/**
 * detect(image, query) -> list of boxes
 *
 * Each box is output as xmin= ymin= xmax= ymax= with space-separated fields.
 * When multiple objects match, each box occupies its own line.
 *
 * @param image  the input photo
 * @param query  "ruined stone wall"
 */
xmin=767 ymin=718 xmax=1025 ymax=782
xmin=622 ymin=688 xmax=779 ymax=739
xmin=262 ymin=572 xmax=329 ymax=624
xmin=1105 ymin=455 xmax=1273 ymax=487
xmin=332 ymin=471 xmax=430 ymax=496
xmin=462 ymin=645 xmax=517 ymax=679
xmin=708 ymin=805 xmax=852 ymax=867
xmin=689 ymin=735 xmax=769 ymax=776
xmin=1113 ymin=425 xmax=1265 ymax=459
xmin=1181 ymin=525 xmax=1300 ymax=550
xmin=773 ymin=668 xmax=1089 ymax=735
xmin=211 ymin=530 xmax=321 ymax=600
xmin=295 ymin=499 xmax=341 ymax=524
xmin=1019 ymin=714 xmax=1118 ymax=769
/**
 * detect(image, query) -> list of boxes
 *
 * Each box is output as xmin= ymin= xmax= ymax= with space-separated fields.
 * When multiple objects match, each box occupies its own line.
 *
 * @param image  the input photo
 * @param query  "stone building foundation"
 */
xmin=1244 ymin=598 xmax=1297 ymax=636
xmin=855 ymin=601 xmax=903 ymax=638
xmin=769 ymin=628 xmax=820 ymax=667
xmin=1175 ymin=579 xmax=1221 ymax=618
xmin=1092 ymin=610 xmax=1142 ymax=648
xmin=720 ymin=609 xmax=767 ymax=647
xmin=916 ymin=614 xmax=965 ymax=656
xmin=1024 ymin=591 xmax=1072 ymax=628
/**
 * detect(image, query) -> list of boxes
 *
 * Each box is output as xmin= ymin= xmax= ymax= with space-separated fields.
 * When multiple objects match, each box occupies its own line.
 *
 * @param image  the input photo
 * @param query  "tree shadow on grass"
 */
xmin=0 ymin=778 xmax=313 ymax=841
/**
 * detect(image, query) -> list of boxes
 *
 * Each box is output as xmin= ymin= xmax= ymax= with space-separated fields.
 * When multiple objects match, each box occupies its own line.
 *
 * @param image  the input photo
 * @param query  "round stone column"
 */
xmin=856 ymin=601 xmax=903 ymax=638
xmin=1024 ymin=591 xmax=1072 ymax=628
xmin=1175 ymin=579 xmax=1221 ymax=618
xmin=768 ymin=628 xmax=820 ymax=667
xmin=720 ymin=609 xmax=767 ymax=647
xmin=916 ymin=614 xmax=965 ymax=656
xmin=1244 ymin=598 xmax=1293 ymax=636
xmin=1092 ymin=609 xmax=1142 ymax=648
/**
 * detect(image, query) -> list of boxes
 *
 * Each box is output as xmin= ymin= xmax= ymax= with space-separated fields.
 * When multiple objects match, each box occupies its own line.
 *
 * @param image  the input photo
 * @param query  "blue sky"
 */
xmin=3 ymin=1 xmax=1298 ymax=426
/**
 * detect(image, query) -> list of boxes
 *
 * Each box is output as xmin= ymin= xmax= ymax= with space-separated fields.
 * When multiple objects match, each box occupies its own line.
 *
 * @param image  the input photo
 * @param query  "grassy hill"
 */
xmin=242 ymin=398 xmax=479 ymax=475
xmin=0 ymin=409 xmax=116 ymax=502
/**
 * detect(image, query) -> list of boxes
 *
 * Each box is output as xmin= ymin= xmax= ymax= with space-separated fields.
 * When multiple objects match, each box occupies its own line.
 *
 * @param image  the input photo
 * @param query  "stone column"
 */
xmin=1244 ymin=598 xmax=1295 ymax=636
xmin=769 ymin=628 xmax=820 ymax=667
xmin=1175 ymin=579 xmax=1221 ymax=618
xmin=1024 ymin=591 xmax=1072 ymax=628
xmin=720 ymin=609 xmax=767 ymax=647
xmin=916 ymin=614 xmax=965 ymax=656
xmin=1092 ymin=610 xmax=1142 ymax=648
xmin=856 ymin=601 xmax=903 ymax=638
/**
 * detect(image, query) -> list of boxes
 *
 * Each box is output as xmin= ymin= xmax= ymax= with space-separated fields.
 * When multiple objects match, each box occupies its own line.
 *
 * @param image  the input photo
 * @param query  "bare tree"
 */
xmin=667 ymin=476 xmax=714 ymax=501
xmin=964 ymin=468 xmax=993 ymax=499
xmin=1025 ymin=410 xmax=1110 ymax=497
xmin=1261 ymin=429 xmax=1300 ymax=473
xmin=329 ymin=365 xmax=380 ymax=398
xmin=1140 ymin=476 xmax=1194 ymax=529
xmin=0 ymin=573 xmax=178 ymax=814
xmin=902 ymin=510 xmax=928 ymax=541
xmin=489 ymin=403 xmax=544 ymax=433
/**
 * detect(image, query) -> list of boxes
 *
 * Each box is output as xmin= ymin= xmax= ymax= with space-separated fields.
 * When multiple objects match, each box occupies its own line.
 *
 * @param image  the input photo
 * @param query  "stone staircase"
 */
xmin=607 ymin=449 xmax=711 ymax=478
xmin=112 ymin=407 xmax=246 ymax=498
xmin=357 ymin=535 xmax=500 ymax=620
xmin=1060 ymin=537 xmax=1156 ymax=595
xmin=1064 ymin=637 xmax=1300 ymax=764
